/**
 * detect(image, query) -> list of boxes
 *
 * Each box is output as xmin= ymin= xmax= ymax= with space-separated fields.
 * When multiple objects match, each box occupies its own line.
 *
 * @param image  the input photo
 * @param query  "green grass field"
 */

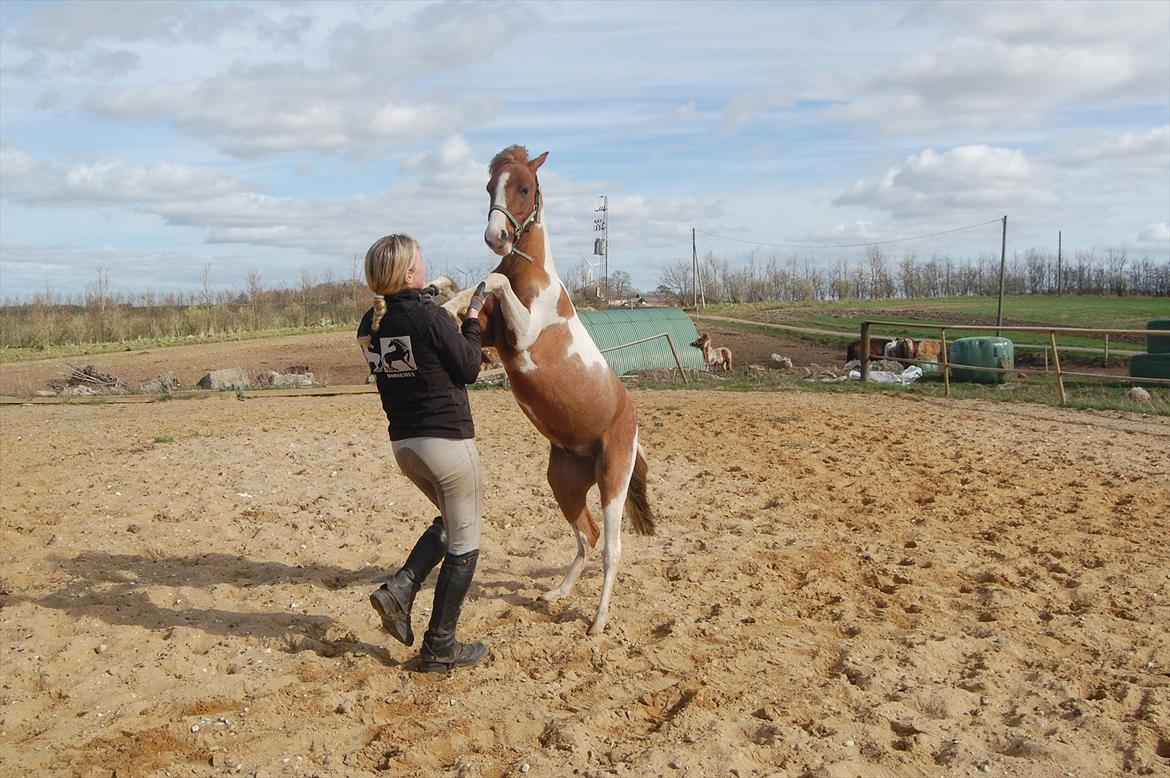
xmin=697 ymin=295 xmax=1167 ymax=352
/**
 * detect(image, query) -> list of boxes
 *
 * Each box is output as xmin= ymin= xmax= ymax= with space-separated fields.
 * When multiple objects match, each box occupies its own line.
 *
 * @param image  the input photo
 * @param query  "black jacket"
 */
xmin=357 ymin=289 xmax=482 ymax=440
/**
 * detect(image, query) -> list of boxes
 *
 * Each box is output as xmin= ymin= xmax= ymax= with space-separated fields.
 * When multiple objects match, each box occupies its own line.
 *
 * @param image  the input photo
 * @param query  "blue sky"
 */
xmin=1 ymin=0 xmax=1168 ymax=299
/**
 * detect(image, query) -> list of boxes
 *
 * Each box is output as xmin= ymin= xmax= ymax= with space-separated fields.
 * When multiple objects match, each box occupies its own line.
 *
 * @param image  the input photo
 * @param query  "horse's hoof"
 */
xmin=587 ymin=620 xmax=606 ymax=636
xmin=539 ymin=589 xmax=564 ymax=603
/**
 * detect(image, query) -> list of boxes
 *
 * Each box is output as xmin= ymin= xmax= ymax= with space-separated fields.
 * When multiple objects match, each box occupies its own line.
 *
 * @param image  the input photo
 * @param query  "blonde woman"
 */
xmin=357 ymin=234 xmax=489 ymax=673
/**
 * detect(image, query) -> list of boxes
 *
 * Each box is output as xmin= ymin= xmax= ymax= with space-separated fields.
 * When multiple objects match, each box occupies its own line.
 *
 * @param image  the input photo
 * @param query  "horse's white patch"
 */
xmin=515 ymin=350 xmax=537 ymax=373
xmin=506 ymin=260 xmax=564 ymax=353
xmin=485 ymin=172 xmax=510 ymax=247
xmin=565 ymin=313 xmax=608 ymax=372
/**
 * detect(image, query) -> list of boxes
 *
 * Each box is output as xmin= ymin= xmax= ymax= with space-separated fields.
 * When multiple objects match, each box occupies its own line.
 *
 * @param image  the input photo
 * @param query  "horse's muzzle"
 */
xmin=484 ymin=228 xmax=512 ymax=257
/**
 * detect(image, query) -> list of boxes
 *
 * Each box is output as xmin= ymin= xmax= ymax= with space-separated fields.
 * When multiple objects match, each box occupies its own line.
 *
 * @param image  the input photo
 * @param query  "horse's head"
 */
xmin=485 ymin=145 xmax=549 ymax=260
xmin=690 ymin=333 xmax=710 ymax=349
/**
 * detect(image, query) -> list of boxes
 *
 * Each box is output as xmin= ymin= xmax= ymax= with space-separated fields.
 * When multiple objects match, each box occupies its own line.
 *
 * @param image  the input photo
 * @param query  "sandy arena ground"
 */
xmin=2 ymin=386 xmax=1169 ymax=778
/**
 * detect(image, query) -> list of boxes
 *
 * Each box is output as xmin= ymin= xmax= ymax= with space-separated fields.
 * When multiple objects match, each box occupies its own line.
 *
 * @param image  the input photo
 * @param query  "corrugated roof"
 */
xmin=577 ymin=308 xmax=707 ymax=375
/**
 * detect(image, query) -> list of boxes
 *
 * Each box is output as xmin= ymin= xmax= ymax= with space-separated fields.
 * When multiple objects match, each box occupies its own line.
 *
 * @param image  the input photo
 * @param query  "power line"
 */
xmin=694 ymin=217 xmax=1004 ymax=250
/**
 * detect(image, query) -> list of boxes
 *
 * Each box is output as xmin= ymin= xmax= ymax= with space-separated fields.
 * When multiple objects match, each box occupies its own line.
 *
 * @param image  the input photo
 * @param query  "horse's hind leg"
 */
xmin=541 ymin=445 xmax=597 ymax=603
xmin=589 ymin=426 xmax=638 ymax=635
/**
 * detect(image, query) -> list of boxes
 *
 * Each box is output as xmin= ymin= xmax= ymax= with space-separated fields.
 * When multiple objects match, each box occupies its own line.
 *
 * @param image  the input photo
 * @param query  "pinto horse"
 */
xmin=442 ymin=145 xmax=655 ymax=635
xmin=690 ymin=332 xmax=732 ymax=373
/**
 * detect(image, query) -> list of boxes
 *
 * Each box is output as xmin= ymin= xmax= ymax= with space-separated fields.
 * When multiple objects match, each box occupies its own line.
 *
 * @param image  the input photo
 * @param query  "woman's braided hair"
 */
xmin=363 ymin=234 xmax=420 ymax=347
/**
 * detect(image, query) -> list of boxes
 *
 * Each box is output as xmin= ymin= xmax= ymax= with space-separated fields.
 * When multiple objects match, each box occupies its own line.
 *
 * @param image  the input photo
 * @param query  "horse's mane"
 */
xmin=489 ymin=145 xmax=530 ymax=179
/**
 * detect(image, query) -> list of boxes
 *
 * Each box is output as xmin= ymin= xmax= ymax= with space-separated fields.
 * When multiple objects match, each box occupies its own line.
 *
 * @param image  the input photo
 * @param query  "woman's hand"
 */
xmin=465 ymin=281 xmax=488 ymax=318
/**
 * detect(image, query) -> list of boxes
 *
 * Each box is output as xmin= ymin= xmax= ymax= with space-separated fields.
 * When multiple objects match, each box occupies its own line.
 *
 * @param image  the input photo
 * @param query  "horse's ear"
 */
xmin=530 ymin=151 xmax=549 ymax=172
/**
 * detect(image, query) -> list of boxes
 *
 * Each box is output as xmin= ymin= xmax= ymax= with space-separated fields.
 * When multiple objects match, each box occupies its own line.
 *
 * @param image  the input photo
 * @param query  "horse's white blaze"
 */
xmin=485 ymin=171 xmax=511 ymax=247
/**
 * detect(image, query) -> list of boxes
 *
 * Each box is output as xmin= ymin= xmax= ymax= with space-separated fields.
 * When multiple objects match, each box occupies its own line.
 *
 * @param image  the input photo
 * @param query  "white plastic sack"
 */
xmin=848 ymin=365 xmax=924 ymax=385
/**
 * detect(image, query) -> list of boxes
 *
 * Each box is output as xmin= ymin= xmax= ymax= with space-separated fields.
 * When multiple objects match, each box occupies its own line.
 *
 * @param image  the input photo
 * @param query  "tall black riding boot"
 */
xmin=418 ymin=549 xmax=489 ymax=673
xmin=370 ymin=517 xmax=446 ymax=646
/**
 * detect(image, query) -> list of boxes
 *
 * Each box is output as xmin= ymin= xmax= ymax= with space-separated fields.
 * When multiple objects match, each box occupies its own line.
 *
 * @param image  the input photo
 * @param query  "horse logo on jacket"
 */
xmin=380 ymin=336 xmax=417 ymax=374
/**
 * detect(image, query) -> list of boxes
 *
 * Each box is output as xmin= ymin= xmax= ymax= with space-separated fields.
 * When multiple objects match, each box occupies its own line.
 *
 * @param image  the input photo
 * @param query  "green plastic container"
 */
xmin=1129 ymin=352 xmax=1170 ymax=382
xmin=949 ymin=336 xmax=1014 ymax=383
xmin=1146 ymin=319 xmax=1170 ymax=354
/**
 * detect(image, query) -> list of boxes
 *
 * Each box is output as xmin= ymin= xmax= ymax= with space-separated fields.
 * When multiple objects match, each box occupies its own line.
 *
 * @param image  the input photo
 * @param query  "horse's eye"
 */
xmin=520 ymin=187 xmax=530 ymax=196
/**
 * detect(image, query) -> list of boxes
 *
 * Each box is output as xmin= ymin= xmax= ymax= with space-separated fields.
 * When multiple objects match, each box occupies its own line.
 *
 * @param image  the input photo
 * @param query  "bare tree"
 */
xmin=200 ymin=261 xmax=214 ymax=335
xmin=92 ymin=264 xmax=110 ymax=341
xmin=609 ymin=269 xmax=633 ymax=298
xmin=300 ymin=269 xmax=312 ymax=327
xmin=897 ymin=252 xmax=918 ymax=298
xmin=351 ymin=253 xmax=364 ymax=316
xmin=246 ymin=269 xmax=263 ymax=330
xmin=658 ymin=258 xmax=692 ymax=301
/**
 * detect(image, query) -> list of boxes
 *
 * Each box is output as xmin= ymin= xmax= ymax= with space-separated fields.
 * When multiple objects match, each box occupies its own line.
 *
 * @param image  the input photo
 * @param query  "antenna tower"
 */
xmin=593 ymin=195 xmax=608 ymax=298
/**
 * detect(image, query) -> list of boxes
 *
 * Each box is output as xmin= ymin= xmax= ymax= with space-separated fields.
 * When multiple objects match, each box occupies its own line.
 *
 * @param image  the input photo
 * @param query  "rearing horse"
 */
xmin=443 ymin=145 xmax=655 ymax=635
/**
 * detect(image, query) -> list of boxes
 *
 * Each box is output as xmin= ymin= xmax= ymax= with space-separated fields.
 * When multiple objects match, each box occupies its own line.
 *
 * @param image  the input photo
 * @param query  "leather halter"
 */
xmin=488 ymin=185 xmax=541 ymax=263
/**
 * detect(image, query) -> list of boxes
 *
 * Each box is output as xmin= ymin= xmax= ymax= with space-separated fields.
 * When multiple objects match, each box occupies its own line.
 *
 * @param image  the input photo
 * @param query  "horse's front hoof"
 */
xmin=539 ymin=589 xmax=565 ymax=603
xmin=587 ymin=619 xmax=606 ymax=636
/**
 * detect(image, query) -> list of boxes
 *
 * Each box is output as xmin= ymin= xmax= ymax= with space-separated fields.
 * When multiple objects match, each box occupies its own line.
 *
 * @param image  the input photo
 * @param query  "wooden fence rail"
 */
xmin=599 ymin=332 xmax=688 ymax=384
xmin=859 ymin=320 xmax=1169 ymax=406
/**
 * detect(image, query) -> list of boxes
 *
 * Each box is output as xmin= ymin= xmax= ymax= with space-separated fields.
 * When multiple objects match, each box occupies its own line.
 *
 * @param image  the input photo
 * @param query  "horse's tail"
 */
xmin=625 ymin=443 xmax=656 ymax=536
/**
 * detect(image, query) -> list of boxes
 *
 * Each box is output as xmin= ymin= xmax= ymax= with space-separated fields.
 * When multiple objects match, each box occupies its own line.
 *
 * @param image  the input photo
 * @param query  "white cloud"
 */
xmin=1138 ymin=222 xmax=1170 ymax=245
xmin=327 ymin=1 xmax=525 ymax=77
xmin=73 ymin=2 xmax=521 ymax=160
xmin=832 ymin=38 xmax=1153 ymax=132
xmin=835 ymin=145 xmax=1054 ymax=219
xmin=915 ymin=1 xmax=1170 ymax=48
xmin=1061 ymin=125 xmax=1170 ymax=174
xmin=14 ymin=1 xmax=255 ymax=49
xmin=0 ymin=144 xmax=251 ymax=205
xmin=87 ymin=66 xmax=501 ymax=158
xmin=0 ymin=241 xmax=226 ymax=296
xmin=723 ymin=91 xmax=793 ymax=127
xmin=399 ymin=135 xmax=482 ymax=190
xmin=1 ymin=140 xmax=714 ymax=291
xmin=832 ymin=3 xmax=1169 ymax=133
xmin=788 ymin=221 xmax=884 ymax=244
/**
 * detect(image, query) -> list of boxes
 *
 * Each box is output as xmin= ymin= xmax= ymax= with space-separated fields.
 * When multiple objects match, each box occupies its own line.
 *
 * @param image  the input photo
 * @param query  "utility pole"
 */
xmin=692 ymin=228 xmax=698 ymax=308
xmin=593 ymin=196 xmax=608 ymax=299
xmin=995 ymin=215 xmax=1007 ymax=335
xmin=1057 ymin=230 xmax=1062 ymax=296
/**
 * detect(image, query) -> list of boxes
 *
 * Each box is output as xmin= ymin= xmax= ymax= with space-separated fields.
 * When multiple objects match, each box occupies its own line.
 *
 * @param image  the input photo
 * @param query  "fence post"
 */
xmin=1049 ymin=331 xmax=1067 ymax=406
xmin=1103 ymin=334 xmax=1109 ymax=366
xmin=860 ymin=322 xmax=871 ymax=382
xmin=664 ymin=333 xmax=688 ymax=384
xmin=940 ymin=328 xmax=950 ymax=397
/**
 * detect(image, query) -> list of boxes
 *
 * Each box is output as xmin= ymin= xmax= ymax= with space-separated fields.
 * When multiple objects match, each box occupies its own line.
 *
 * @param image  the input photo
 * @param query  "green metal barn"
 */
xmin=577 ymin=308 xmax=707 ymax=375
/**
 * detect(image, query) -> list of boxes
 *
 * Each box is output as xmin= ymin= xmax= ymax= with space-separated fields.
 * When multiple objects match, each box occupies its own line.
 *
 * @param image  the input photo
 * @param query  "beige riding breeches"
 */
xmin=391 ymin=437 xmax=483 ymax=555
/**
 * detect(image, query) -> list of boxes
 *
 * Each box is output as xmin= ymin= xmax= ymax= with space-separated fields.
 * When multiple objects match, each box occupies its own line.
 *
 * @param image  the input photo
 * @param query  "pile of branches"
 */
xmin=48 ymin=363 xmax=125 ymax=393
